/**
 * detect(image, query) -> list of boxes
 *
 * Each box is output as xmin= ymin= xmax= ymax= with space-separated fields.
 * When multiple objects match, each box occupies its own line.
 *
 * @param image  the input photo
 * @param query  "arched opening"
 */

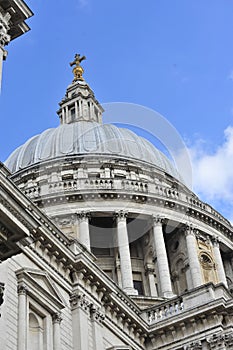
xmin=28 ymin=312 xmax=44 ymax=350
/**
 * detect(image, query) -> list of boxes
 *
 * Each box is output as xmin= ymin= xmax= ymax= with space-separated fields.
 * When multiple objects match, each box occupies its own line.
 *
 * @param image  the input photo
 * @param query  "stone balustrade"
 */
xmin=22 ymin=177 xmax=232 ymax=239
xmin=146 ymin=298 xmax=184 ymax=324
xmin=143 ymin=282 xmax=231 ymax=325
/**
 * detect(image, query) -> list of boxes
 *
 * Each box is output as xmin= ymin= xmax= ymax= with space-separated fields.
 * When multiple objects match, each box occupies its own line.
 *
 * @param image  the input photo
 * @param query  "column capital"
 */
xmin=212 ymin=235 xmax=220 ymax=247
xmin=90 ymin=304 xmax=105 ymax=324
xmin=114 ymin=210 xmax=128 ymax=222
xmin=17 ymin=283 xmax=28 ymax=295
xmin=76 ymin=211 xmax=91 ymax=221
xmin=52 ymin=312 xmax=62 ymax=324
xmin=152 ymin=215 xmax=165 ymax=225
xmin=70 ymin=292 xmax=90 ymax=311
xmin=183 ymin=224 xmax=199 ymax=237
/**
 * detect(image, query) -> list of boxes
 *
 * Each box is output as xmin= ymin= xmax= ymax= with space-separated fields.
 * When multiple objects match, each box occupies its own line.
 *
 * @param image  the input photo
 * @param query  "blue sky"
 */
xmin=1 ymin=0 xmax=233 ymax=221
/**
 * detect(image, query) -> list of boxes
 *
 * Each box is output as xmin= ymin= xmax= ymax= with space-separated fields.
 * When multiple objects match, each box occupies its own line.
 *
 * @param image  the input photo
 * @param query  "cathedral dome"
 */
xmin=5 ymin=120 xmax=180 ymax=179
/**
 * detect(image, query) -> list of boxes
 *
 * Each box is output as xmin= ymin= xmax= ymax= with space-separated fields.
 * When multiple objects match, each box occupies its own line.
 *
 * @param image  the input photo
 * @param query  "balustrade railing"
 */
xmin=146 ymin=298 xmax=184 ymax=324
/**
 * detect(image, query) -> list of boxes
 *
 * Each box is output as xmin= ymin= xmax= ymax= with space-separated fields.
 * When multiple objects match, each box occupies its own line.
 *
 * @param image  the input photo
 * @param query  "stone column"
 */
xmin=0 ymin=11 xmax=10 ymax=90
xmin=115 ymin=211 xmax=137 ymax=295
xmin=152 ymin=216 xmax=173 ymax=298
xmin=77 ymin=212 xmax=90 ymax=250
xmin=185 ymin=226 xmax=203 ymax=288
xmin=70 ymin=293 xmax=90 ymax=350
xmin=145 ymin=265 xmax=158 ymax=297
xmin=17 ymin=284 xmax=28 ymax=350
xmin=90 ymin=305 xmax=105 ymax=350
xmin=212 ymin=237 xmax=228 ymax=287
xmin=52 ymin=312 xmax=62 ymax=350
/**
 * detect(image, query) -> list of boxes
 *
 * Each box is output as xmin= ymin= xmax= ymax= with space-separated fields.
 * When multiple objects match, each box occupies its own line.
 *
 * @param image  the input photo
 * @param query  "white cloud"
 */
xmin=188 ymin=126 xmax=233 ymax=223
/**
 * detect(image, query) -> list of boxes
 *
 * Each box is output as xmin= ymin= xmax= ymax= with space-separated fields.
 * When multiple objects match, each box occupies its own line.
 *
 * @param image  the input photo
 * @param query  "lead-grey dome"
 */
xmin=5 ymin=121 xmax=180 ymax=179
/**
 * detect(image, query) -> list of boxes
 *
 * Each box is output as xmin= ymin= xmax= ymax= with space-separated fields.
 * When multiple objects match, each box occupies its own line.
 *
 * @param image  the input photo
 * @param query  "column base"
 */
xmin=123 ymin=287 xmax=139 ymax=296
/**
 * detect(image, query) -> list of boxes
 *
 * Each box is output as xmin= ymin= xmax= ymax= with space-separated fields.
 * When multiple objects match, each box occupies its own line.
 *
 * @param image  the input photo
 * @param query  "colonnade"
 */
xmin=73 ymin=211 xmax=228 ymax=296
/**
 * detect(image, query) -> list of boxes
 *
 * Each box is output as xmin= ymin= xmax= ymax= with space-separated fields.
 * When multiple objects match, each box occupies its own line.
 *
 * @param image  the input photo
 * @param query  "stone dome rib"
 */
xmin=5 ymin=121 xmax=181 ymax=180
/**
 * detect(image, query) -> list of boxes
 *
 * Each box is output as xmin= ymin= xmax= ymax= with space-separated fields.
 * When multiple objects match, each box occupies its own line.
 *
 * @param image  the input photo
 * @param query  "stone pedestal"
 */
xmin=152 ymin=216 xmax=173 ymax=298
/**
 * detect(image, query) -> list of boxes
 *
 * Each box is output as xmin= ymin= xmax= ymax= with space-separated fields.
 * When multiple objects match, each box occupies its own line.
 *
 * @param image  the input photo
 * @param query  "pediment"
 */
xmin=16 ymin=268 xmax=65 ymax=308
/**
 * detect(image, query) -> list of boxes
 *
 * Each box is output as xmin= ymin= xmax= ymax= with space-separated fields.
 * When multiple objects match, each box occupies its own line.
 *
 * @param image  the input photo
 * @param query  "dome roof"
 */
xmin=5 ymin=121 xmax=180 ymax=179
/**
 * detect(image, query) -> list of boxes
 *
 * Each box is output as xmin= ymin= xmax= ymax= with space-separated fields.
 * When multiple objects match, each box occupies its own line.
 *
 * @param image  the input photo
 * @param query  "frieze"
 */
xmin=207 ymin=333 xmax=233 ymax=349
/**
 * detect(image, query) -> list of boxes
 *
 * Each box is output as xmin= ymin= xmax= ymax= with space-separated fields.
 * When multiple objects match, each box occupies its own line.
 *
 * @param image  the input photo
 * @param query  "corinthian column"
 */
xmin=212 ymin=237 xmax=228 ymax=287
xmin=77 ymin=212 xmax=90 ymax=250
xmin=115 ymin=211 xmax=138 ymax=295
xmin=152 ymin=216 xmax=173 ymax=298
xmin=185 ymin=226 xmax=203 ymax=288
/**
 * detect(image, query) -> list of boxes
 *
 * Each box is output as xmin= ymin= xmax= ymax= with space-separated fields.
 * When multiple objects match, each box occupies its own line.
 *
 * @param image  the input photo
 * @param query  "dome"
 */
xmin=5 ymin=120 xmax=180 ymax=179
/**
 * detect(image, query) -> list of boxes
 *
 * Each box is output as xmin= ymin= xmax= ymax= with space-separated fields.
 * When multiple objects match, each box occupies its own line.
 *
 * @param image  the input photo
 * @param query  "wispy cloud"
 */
xmin=188 ymin=126 xmax=233 ymax=223
xmin=228 ymin=70 xmax=233 ymax=81
xmin=78 ymin=0 xmax=89 ymax=8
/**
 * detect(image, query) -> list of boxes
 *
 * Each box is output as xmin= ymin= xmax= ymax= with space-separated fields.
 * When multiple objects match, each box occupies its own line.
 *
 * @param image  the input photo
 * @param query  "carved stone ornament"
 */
xmin=70 ymin=292 xmax=90 ymax=311
xmin=0 ymin=12 xmax=11 ymax=47
xmin=52 ymin=312 xmax=63 ymax=324
xmin=184 ymin=340 xmax=202 ymax=350
xmin=152 ymin=215 xmax=165 ymax=225
xmin=114 ymin=211 xmax=128 ymax=221
xmin=207 ymin=333 xmax=233 ymax=348
xmin=207 ymin=333 xmax=225 ymax=348
xmin=17 ymin=283 xmax=28 ymax=295
xmin=76 ymin=211 xmax=91 ymax=222
xmin=90 ymin=304 xmax=105 ymax=323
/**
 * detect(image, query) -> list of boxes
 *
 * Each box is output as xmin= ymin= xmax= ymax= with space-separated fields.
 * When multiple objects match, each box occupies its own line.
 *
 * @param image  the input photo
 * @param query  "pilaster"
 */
xmin=17 ymin=284 xmax=28 ymax=350
xmin=70 ymin=292 xmax=90 ymax=350
xmin=90 ymin=304 xmax=105 ymax=350
xmin=52 ymin=312 xmax=62 ymax=350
